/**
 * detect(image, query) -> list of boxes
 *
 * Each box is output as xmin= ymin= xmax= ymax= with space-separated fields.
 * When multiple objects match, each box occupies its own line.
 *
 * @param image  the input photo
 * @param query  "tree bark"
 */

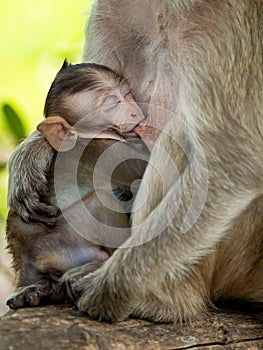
xmin=0 ymin=305 xmax=262 ymax=350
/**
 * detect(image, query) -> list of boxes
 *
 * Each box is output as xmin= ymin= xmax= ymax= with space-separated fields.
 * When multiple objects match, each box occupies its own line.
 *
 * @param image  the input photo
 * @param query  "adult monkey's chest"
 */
xmin=96 ymin=1 xmax=176 ymax=110
xmin=90 ymin=0 xmax=178 ymax=139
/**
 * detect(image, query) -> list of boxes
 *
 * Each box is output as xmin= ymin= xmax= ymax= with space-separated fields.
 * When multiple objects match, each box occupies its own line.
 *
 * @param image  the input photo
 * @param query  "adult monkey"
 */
xmin=8 ymin=0 xmax=263 ymax=322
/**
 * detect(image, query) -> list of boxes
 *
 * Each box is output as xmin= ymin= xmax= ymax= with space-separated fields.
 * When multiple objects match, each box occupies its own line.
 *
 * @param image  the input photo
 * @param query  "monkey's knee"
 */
xmin=132 ymin=297 xmax=178 ymax=323
xmin=213 ymin=264 xmax=263 ymax=309
xmin=133 ymin=294 xmax=208 ymax=323
xmin=133 ymin=273 xmax=211 ymax=323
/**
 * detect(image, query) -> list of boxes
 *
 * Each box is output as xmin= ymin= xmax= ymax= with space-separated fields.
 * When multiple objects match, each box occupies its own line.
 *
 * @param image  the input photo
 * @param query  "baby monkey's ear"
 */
xmin=37 ymin=116 xmax=78 ymax=152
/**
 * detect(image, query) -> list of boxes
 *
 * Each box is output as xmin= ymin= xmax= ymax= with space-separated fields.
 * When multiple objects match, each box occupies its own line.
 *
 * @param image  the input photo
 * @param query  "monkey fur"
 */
xmin=6 ymin=62 xmax=149 ymax=309
xmin=7 ymin=1 xmax=263 ymax=322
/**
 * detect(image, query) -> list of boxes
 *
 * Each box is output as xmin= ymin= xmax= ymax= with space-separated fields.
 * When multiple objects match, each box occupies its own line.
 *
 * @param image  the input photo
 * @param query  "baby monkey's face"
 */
xmin=67 ymin=80 xmax=145 ymax=138
xmin=38 ymin=82 xmax=145 ymax=152
xmin=38 ymin=63 xmax=146 ymax=152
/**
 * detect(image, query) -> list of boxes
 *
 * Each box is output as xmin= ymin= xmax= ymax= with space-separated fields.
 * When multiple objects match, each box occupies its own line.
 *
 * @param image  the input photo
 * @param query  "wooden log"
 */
xmin=0 ymin=305 xmax=262 ymax=349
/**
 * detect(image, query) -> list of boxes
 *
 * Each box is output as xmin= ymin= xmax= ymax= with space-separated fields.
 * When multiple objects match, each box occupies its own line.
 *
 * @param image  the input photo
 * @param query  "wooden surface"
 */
xmin=0 ymin=305 xmax=262 ymax=350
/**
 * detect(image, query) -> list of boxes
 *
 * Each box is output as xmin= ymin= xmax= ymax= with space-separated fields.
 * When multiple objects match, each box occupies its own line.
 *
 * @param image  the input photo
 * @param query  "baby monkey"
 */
xmin=6 ymin=61 xmax=149 ymax=309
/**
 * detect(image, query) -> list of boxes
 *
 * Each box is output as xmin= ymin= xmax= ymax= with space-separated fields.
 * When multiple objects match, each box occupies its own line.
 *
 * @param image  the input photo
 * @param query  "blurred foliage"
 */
xmin=2 ymin=104 xmax=27 ymax=142
xmin=0 ymin=0 xmax=94 ymax=228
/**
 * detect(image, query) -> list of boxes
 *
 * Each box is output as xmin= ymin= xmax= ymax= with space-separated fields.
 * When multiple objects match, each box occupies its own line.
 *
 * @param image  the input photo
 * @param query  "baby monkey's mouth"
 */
xmin=109 ymin=127 xmax=141 ymax=140
xmin=123 ymin=131 xmax=140 ymax=138
xmin=110 ymin=122 xmax=144 ymax=139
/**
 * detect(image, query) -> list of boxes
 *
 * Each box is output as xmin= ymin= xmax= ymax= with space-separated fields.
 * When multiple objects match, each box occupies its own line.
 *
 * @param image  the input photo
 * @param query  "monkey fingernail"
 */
xmin=26 ymin=293 xmax=40 ymax=306
xmin=46 ymin=221 xmax=55 ymax=227
xmin=6 ymin=299 xmax=14 ymax=309
xmin=6 ymin=297 xmax=21 ymax=309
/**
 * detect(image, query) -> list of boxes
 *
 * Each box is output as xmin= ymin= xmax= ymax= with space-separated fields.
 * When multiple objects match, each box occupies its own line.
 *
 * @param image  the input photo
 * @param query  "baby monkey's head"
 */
xmin=38 ymin=60 xmax=145 ymax=152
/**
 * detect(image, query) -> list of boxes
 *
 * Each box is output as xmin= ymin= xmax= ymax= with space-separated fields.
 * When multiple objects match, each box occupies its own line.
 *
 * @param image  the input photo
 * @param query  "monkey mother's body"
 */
xmin=8 ymin=0 xmax=263 ymax=321
xmin=64 ymin=0 xmax=263 ymax=321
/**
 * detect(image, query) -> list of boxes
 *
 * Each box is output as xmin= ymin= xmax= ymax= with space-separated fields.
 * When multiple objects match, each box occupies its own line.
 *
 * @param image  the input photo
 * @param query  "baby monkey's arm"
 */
xmin=8 ymin=131 xmax=57 ymax=224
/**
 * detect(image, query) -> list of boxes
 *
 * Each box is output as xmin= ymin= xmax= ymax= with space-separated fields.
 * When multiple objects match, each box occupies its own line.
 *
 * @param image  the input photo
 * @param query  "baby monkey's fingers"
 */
xmin=9 ymin=172 xmax=58 ymax=225
xmin=28 ymin=201 xmax=58 ymax=226
xmin=20 ymin=187 xmax=58 ymax=225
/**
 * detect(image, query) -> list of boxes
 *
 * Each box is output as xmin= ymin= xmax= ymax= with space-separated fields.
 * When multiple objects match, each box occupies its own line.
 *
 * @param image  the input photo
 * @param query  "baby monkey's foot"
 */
xmin=6 ymin=280 xmax=66 ymax=309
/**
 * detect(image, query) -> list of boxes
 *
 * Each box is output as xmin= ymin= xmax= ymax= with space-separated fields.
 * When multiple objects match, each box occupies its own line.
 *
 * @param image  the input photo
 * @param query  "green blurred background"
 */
xmin=0 ymin=0 xmax=93 ymax=314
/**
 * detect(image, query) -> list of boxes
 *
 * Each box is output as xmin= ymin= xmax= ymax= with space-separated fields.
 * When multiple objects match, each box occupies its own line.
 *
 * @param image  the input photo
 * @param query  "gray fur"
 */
xmin=8 ymin=0 xmax=263 ymax=322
